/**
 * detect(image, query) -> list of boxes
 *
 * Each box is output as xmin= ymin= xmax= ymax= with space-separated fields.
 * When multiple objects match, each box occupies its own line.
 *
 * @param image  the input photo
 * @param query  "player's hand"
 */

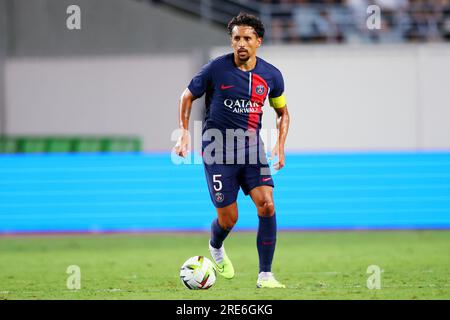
xmin=174 ymin=130 xmax=190 ymax=158
xmin=270 ymin=142 xmax=285 ymax=171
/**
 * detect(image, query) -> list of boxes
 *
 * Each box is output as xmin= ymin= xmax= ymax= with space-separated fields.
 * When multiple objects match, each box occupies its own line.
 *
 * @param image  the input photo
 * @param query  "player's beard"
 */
xmin=237 ymin=51 xmax=250 ymax=62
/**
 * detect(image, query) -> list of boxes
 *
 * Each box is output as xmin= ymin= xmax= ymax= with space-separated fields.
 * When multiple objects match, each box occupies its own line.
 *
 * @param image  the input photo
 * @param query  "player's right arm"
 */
xmin=174 ymin=59 xmax=213 ymax=158
xmin=174 ymin=88 xmax=197 ymax=158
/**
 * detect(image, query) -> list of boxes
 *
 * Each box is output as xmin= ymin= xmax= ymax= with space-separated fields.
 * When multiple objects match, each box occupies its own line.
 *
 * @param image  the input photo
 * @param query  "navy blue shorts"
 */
xmin=203 ymin=162 xmax=274 ymax=208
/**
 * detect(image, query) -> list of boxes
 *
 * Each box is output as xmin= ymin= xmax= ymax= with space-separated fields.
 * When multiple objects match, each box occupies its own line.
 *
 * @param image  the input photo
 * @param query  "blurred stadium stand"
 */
xmin=150 ymin=0 xmax=450 ymax=44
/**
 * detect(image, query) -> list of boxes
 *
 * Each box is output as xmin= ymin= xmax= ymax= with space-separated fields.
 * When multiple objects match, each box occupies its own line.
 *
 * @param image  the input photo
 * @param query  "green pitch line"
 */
xmin=0 ymin=231 xmax=449 ymax=300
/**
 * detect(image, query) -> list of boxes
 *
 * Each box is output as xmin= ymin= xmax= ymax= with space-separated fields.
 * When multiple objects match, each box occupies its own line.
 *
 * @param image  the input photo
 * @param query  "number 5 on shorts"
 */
xmin=213 ymin=174 xmax=222 ymax=191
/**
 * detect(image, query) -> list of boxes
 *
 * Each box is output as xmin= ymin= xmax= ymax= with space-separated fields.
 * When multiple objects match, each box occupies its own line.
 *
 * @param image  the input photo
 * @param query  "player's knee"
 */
xmin=223 ymin=217 xmax=237 ymax=230
xmin=219 ymin=215 xmax=238 ymax=230
xmin=257 ymin=199 xmax=275 ymax=217
xmin=229 ymin=215 xmax=238 ymax=227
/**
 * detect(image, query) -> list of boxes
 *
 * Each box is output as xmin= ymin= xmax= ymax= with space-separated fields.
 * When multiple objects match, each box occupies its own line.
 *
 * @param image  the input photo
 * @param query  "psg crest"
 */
xmin=255 ymin=85 xmax=265 ymax=95
xmin=215 ymin=192 xmax=224 ymax=203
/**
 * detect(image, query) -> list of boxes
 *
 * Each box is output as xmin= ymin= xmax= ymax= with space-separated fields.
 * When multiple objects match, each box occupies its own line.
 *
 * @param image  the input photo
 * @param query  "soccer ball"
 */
xmin=179 ymin=256 xmax=216 ymax=290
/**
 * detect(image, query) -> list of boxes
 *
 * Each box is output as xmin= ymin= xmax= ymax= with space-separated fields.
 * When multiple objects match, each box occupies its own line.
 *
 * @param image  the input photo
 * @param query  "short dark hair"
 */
xmin=227 ymin=12 xmax=265 ymax=39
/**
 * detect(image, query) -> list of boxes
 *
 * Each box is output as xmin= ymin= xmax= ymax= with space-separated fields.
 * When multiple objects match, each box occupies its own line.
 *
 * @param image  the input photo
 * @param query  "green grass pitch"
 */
xmin=0 ymin=231 xmax=449 ymax=300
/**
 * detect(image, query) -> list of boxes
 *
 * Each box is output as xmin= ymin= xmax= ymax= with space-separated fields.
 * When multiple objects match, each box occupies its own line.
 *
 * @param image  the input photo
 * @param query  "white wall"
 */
xmin=0 ymin=0 xmax=6 ymax=134
xmin=416 ymin=45 xmax=450 ymax=149
xmin=8 ymin=0 xmax=228 ymax=56
xmin=212 ymin=44 xmax=450 ymax=151
xmin=5 ymin=54 xmax=205 ymax=150
xmin=5 ymin=44 xmax=450 ymax=151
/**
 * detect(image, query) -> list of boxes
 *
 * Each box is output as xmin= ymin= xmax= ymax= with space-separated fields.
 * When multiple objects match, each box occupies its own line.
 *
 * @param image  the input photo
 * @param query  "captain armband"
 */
xmin=269 ymin=94 xmax=286 ymax=109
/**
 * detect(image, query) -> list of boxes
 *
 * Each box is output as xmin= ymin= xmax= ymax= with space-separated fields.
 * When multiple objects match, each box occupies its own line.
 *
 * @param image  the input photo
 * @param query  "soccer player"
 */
xmin=174 ymin=12 xmax=290 ymax=288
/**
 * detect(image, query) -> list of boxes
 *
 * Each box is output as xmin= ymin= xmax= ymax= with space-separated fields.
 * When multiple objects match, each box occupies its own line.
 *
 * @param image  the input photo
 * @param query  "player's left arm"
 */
xmin=269 ymin=69 xmax=289 ymax=170
xmin=270 ymin=103 xmax=290 ymax=170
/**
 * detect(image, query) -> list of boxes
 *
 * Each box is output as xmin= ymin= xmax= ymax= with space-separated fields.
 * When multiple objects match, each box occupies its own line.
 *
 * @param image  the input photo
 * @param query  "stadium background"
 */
xmin=1 ymin=0 xmax=450 ymax=301
xmin=1 ymin=0 xmax=449 ymax=233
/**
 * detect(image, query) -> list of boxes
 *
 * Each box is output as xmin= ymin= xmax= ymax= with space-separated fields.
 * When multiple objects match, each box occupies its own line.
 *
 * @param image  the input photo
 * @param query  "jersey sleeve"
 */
xmin=187 ymin=61 xmax=213 ymax=98
xmin=269 ymin=69 xmax=286 ymax=109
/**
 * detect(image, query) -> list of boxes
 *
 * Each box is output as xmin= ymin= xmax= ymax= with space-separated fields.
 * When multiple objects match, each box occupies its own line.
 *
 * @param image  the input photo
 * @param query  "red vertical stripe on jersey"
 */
xmin=247 ymin=73 xmax=268 ymax=130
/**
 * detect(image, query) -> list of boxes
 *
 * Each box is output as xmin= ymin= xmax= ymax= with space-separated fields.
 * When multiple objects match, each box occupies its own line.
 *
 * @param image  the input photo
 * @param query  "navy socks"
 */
xmin=257 ymin=213 xmax=277 ymax=273
xmin=210 ymin=218 xmax=231 ymax=249
xmin=210 ymin=214 xmax=277 ymax=273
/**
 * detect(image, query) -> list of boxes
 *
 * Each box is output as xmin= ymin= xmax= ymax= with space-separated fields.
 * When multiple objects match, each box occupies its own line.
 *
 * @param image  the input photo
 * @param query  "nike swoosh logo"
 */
xmin=214 ymin=263 xmax=224 ymax=273
xmin=221 ymin=84 xmax=234 ymax=90
xmin=262 ymin=177 xmax=272 ymax=182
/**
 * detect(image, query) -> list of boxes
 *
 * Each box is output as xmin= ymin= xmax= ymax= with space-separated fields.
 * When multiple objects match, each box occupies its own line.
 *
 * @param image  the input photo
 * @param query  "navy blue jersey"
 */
xmin=188 ymin=53 xmax=284 ymax=206
xmin=188 ymin=53 xmax=285 ymax=133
